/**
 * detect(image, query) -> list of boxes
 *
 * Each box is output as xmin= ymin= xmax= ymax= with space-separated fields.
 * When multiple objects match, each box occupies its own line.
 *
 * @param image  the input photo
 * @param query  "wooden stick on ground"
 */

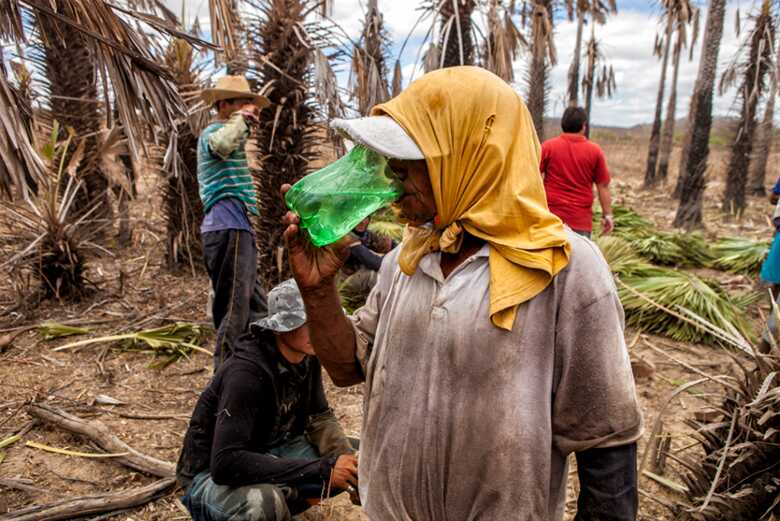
xmin=0 ymin=477 xmax=176 ymax=521
xmin=27 ymin=403 xmax=174 ymax=478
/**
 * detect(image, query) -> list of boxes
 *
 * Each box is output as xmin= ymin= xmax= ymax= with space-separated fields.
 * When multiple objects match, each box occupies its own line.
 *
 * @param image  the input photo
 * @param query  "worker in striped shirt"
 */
xmin=198 ymin=76 xmax=269 ymax=368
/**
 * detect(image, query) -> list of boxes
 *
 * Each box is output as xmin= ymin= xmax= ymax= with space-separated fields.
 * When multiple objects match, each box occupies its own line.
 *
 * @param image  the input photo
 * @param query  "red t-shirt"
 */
xmin=540 ymin=134 xmax=610 ymax=232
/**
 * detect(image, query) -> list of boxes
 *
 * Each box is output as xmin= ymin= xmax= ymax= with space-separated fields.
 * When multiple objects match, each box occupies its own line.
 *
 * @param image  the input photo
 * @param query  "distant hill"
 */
xmin=542 ymin=116 xmax=759 ymax=148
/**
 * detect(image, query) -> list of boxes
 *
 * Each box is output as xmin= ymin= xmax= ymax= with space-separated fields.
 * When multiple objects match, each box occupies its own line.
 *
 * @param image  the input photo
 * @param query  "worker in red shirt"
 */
xmin=540 ymin=107 xmax=613 ymax=238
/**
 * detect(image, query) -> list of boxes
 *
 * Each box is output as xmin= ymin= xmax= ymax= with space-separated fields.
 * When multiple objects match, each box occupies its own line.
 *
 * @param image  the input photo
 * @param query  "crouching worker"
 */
xmin=176 ymin=279 xmax=357 ymax=521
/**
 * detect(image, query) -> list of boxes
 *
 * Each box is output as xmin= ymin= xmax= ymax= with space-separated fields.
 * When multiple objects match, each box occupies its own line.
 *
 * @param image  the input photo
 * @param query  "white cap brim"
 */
xmin=331 ymin=116 xmax=424 ymax=160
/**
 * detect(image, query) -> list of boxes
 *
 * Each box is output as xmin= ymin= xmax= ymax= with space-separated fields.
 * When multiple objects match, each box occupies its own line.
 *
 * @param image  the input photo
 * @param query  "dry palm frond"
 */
xmin=709 ymin=237 xmax=770 ymax=275
xmin=669 ymin=335 xmax=780 ymax=519
xmin=16 ymin=0 xmax=211 ymax=159
xmin=0 ymin=58 xmax=45 ymax=200
xmin=438 ymin=0 xmax=477 ymax=68
xmin=54 ymin=322 xmax=210 ymax=369
xmin=391 ymin=59 xmax=403 ymax=97
xmin=349 ymin=0 xmax=391 ymax=114
xmin=209 ymin=0 xmax=248 ymax=72
xmin=483 ymin=0 xmax=526 ymax=82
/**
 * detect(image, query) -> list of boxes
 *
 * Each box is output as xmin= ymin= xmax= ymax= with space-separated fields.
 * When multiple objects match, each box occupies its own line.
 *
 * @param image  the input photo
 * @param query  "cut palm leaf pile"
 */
xmin=594 ymin=206 xmax=713 ymax=268
xmin=595 ymin=235 xmax=757 ymax=345
xmin=617 ymin=270 xmax=755 ymax=345
xmin=54 ymin=322 xmax=210 ymax=369
xmin=37 ymin=322 xmax=91 ymax=340
xmin=709 ymin=237 xmax=770 ymax=275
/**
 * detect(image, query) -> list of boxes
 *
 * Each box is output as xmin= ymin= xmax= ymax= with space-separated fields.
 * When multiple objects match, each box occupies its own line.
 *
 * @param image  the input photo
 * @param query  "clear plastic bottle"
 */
xmin=285 ymin=146 xmax=403 ymax=247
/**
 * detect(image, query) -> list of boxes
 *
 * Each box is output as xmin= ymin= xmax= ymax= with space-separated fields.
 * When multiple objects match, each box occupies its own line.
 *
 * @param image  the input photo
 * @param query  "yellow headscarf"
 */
xmin=370 ymin=66 xmax=571 ymax=330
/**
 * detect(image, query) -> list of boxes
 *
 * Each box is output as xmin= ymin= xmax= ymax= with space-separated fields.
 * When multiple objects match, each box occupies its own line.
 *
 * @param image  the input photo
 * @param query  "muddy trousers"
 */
xmin=202 ymin=230 xmax=267 ymax=370
xmin=181 ymin=436 xmax=325 ymax=521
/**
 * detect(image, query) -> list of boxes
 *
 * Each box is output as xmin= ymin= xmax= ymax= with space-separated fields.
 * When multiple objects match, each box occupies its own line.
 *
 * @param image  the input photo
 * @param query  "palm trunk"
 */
xmin=116 ymin=151 xmax=133 ymax=247
xmin=657 ymin=33 xmax=683 ymax=182
xmin=250 ymin=0 xmax=317 ymax=288
xmin=583 ymin=31 xmax=596 ymax=139
xmin=527 ymin=0 xmax=554 ymax=141
xmin=37 ymin=1 xmax=111 ymax=227
xmin=722 ymin=7 xmax=774 ymax=216
xmin=673 ymin=0 xmax=725 ymax=228
xmin=567 ymin=10 xmax=585 ymax=107
xmin=747 ymin=50 xmax=779 ymax=196
xmin=644 ymin=14 xmax=675 ymax=188
xmin=162 ymin=40 xmax=204 ymax=271
xmin=439 ymin=0 xmax=476 ymax=68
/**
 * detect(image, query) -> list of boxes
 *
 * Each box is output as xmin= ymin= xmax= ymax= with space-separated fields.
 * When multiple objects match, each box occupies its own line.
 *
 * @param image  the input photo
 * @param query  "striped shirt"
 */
xmin=197 ymin=113 xmax=258 ymax=217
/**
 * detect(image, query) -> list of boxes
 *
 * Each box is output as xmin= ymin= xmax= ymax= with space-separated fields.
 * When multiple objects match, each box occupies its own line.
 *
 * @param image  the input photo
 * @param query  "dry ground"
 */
xmin=1 ymin=134 xmax=778 ymax=520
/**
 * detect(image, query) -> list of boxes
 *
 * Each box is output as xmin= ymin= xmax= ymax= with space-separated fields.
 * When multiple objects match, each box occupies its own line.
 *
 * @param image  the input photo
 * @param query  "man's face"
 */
xmin=217 ymin=98 xmax=254 ymax=116
xmin=387 ymin=159 xmax=437 ymax=226
xmin=278 ymin=323 xmax=315 ymax=356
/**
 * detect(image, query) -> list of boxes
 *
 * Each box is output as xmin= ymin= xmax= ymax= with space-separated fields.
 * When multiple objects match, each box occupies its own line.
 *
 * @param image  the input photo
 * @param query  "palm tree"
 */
xmin=439 ymin=0 xmax=477 ymax=67
xmin=747 ymin=33 xmax=779 ymax=196
xmin=247 ymin=0 xmax=320 ymax=288
xmin=161 ymin=38 xmax=207 ymax=272
xmin=722 ymin=0 xmax=775 ymax=217
xmin=526 ymin=0 xmax=556 ymax=140
xmin=351 ymin=0 xmax=390 ymax=114
xmin=581 ymin=25 xmax=616 ymax=138
xmin=35 ymin=1 xmax=110 ymax=226
xmin=673 ymin=0 xmax=726 ymax=229
xmin=644 ymin=1 xmax=677 ymax=188
xmin=1 ymin=0 xmax=202 ymax=300
xmin=657 ymin=3 xmax=698 ymax=182
xmin=566 ymin=0 xmax=616 ymax=107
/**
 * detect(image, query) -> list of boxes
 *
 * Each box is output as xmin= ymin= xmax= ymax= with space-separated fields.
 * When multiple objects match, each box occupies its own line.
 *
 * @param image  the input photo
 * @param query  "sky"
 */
xmin=167 ymin=0 xmax=755 ymax=128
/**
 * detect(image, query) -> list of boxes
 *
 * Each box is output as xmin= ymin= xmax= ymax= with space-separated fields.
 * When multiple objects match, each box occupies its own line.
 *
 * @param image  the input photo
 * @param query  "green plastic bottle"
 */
xmin=285 ymin=146 xmax=404 ymax=247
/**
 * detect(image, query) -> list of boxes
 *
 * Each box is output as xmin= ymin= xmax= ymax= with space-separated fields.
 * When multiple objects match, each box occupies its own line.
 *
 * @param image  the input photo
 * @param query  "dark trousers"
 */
xmin=182 ymin=436 xmax=336 ymax=521
xmin=202 ymin=230 xmax=267 ymax=369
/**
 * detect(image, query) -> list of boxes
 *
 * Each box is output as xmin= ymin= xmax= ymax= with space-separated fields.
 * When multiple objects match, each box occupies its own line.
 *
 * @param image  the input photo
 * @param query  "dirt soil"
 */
xmin=1 ymin=136 xmax=778 ymax=521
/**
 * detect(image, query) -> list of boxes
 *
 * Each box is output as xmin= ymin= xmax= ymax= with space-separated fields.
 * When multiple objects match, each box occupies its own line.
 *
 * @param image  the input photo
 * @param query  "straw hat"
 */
xmin=201 ymin=75 xmax=269 ymax=109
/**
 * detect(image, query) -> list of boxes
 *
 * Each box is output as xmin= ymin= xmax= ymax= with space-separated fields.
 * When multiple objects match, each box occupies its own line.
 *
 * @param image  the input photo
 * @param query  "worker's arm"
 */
xmin=552 ymin=273 xmax=642 ymax=520
xmin=209 ymin=366 xmax=333 ymax=487
xmin=350 ymin=244 xmax=384 ymax=271
xmin=574 ymin=443 xmax=638 ymax=521
xmin=282 ymin=198 xmax=364 ymax=387
xmin=207 ymin=111 xmax=250 ymax=159
xmin=596 ymin=182 xmax=614 ymax=234
xmin=306 ymin=362 xmax=355 ymax=457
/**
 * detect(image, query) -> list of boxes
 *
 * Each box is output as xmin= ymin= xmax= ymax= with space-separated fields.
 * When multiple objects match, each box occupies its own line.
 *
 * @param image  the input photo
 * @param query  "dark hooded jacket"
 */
xmin=176 ymin=329 xmax=353 ymax=489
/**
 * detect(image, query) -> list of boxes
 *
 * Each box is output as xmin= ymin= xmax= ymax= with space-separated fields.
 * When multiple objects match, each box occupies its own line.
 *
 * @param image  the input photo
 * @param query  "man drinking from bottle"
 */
xmin=281 ymin=66 xmax=642 ymax=521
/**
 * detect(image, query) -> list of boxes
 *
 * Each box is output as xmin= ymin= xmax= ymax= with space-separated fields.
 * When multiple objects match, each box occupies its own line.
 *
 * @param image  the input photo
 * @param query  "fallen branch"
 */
xmin=0 ymin=478 xmax=45 ymax=495
xmin=0 ymin=477 xmax=175 ymax=521
xmin=27 ymin=403 xmax=174 ymax=478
